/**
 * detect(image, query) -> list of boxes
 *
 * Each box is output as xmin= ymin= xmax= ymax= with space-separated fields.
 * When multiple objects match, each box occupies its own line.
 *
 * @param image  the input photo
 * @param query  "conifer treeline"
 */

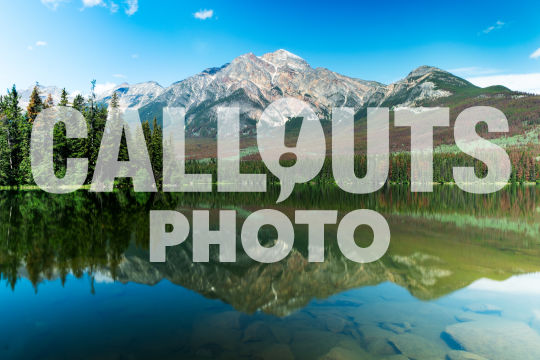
xmin=0 ymin=84 xmax=164 ymax=187
xmin=0 ymin=84 xmax=538 ymax=188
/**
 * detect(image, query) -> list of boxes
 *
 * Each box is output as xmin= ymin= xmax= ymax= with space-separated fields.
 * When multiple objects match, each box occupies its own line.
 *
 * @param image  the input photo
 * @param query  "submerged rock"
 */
xmin=444 ymin=320 xmax=540 ymax=360
xmin=446 ymin=350 xmax=488 ymax=360
xmin=318 ymin=339 xmax=374 ymax=360
xmin=388 ymin=333 xmax=446 ymax=359
xmin=380 ymin=321 xmax=412 ymax=334
xmin=325 ymin=316 xmax=348 ymax=333
xmin=463 ymin=303 xmax=502 ymax=315
xmin=454 ymin=312 xmax=494 ymax=323
xmin=242 ymin=322 xmax=275 ymax=343
xmin=254 ymin=344 xmax=294 ymax=360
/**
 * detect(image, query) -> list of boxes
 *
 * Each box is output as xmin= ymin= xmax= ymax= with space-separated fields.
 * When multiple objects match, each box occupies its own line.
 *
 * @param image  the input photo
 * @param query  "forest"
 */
xmin=0 ymin=83 xmax=538 ymax=189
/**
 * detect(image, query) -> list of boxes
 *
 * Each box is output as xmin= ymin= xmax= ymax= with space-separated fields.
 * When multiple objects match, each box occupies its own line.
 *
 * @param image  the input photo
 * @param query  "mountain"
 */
xmin=18 ymin=50 xmax=516 ymax=137
xmin=18 ymin=85 xmax=66 ymax=110
xmin=380 ymin=65 xmax=474 ymax=106
xmin=17 ymin=82 xmax=164 ymax=112
xmin=139 ymin=50 xmax=392 ymax=136
xmin=136 ymin=50 xmax=512 ymax=136
xmin=96 ymin=81 xmax=164 ymax=110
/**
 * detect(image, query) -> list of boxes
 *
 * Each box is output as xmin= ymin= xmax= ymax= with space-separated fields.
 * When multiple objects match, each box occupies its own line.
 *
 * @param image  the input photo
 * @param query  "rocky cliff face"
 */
xmin=138 ymin=49 xmax=391 ymax=135
xmin=136 ymin=50 xmax=478 ymax=135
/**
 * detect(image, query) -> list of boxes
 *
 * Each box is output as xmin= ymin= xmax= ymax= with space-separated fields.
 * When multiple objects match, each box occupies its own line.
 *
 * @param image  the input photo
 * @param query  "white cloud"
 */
xmin=82 ymin=0 xmax=105 ymax=7
xmin=131 ymin=53 xmax=139 ymax=59
xmin=530 ymin=48 xmax=540 ymax=60
xmin=467 ymin=73 xmax=540 ymax=94
xmin=194 ymin=9 xmax=213 ymax=20
xmin=110 ymin=1 xmax=119 ymax=13
xmin=482 ymin=20 xmax=505 ymax=34
xmin=41 ymin=0 xmax=69 ymax=10
xmin=124 ymin=0 xmax=138 ymax=15
xmin=28 ymin=41 xmax=48 ymax=51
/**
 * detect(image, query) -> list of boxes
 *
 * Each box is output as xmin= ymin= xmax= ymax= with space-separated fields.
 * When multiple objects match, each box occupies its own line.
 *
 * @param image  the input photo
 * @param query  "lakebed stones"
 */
xmin=318 ymin=339 xmax=375 ymax=360
xmin=454 ymin=311 xmax=494 ymax=323
xmin=388 ymin=333 xmax=446 ymax=359
xmin=381 ymin=356 xmax=409 ymax=360
xmin=242 ymin=322 xmax=275 ymax=343
xmin=379 ymin=321 xmax=413 ymax=334
xmin=253 ymin=344 xmax=294 ymax=360
xmin=291 ymin=330 xmax=344 ymax=359
xmin=446 ymin=350 xmax=489 ymax=360
xmin=325 ymin=316 xmax=348 ymax=334
xmin=462 ymin=303 xmax=502 ymax=315
xmin=444 ymin=320 xmax=540 ymax=360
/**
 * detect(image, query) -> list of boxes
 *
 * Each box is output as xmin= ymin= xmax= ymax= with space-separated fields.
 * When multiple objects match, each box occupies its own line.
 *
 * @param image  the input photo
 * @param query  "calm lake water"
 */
xmin=1 ymin=185 xmax=539 ymax=359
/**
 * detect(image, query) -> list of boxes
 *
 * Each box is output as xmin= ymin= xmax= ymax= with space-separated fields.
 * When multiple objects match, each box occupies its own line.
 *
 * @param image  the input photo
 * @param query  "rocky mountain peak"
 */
xmin=407 ymin=65 xmax=447 ymax=79
xmin=259 ymin=49 xmax=309 ymax=71
xmin=18 ymin=50 xmax=500 ymax=137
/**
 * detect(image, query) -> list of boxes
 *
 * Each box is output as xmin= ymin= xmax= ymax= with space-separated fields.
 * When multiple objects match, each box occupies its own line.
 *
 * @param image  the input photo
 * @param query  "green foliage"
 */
xmin=110 ymin=92 xmax=119 ymax=108
xmin=44 ymin=93 xmax=54 ymax=109
xmin=0 ymin=124 xmax=11 ymax=184
xmin=72 ymin=94 xmax=85 ymax=111
xmin=0 ymin=81 xmax=538 ymax=189
xmin=150 ymin=117 xmax=163 ymax=185
xmin=59 ymin=88 xmax=69 ymax=106
xmin=26 ymin=85 xmax=43 ymax=122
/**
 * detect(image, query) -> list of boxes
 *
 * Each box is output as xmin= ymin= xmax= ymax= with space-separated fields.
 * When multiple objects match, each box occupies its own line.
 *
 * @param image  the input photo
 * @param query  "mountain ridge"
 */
xmin=17 ymin=50 xmax=515 ymax=137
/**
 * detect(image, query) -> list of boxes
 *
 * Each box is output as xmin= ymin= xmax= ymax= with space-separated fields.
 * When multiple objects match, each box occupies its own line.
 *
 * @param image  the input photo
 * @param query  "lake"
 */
xmin=0 ymin=185 xmax=539 ymax=359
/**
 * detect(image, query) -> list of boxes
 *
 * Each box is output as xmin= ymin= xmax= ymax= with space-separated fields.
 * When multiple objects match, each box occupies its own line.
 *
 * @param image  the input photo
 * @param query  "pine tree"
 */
xmin=27 ymin=85 xmax=43 ymax=122
xmin=44 ymin=93 xmax=54 ymax=109
xmin=72 ymin=94 xmax=85 ymax=111
xmin=110 ymin=92 xmax=119 ymax=108
xmin=59 ymin=88 xmax=69 ymax=106
xmin=16 ymin=119 xmax=32 ymax=185
xmin=150 ymin=117 xmax=163 ymax=184
xmin=5 ymin=85 xmax=21 ymax=120
xmin=0 ymin=124 xmax=11 ymax=185
xmin=0 ymin=95 xmax=11 ymax=185
xmin=3 ymin=85 xmax=25 ymax=186
xmin=142 ymin=120 xmax=151 ymax=146
xmin=53 ymin=122 xmax=68 ymax=178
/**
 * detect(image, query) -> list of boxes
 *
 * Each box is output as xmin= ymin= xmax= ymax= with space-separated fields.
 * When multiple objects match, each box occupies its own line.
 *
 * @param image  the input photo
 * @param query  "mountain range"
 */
xmin=19 ymin=49 xmax=524 ymax=137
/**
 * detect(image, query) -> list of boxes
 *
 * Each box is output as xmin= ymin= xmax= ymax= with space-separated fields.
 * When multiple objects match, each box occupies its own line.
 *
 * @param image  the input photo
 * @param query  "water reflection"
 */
xmin=0 ymin=186 xmax=539 ymax=359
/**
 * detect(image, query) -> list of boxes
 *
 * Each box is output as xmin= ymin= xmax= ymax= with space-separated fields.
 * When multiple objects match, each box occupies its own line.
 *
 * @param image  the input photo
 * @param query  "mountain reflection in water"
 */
xmin=1 ymin=185 xmax=539 ymax=359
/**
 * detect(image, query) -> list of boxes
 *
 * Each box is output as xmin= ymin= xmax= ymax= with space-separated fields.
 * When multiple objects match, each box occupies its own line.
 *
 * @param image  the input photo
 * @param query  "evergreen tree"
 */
xmin=150 ymin=117 xmax=163 ymax=184
xmin=59 ymin=88 xmax=69 ymax=106
xmin=72 ymin=94 xmax=85 ymax=111
xmin=141 ymin=120 xmax=152 ymax=149
xmin=27 ymin=85 xmax=43 ymax=122
xmin=2 ymin=85 xmax=26 ymax=186
xmin=53 ymin=122 xmax=68 ymax=178
xmin=16 ymin=119 xmax=32 ymax=185
xmin=5 ymin=85 xmax=21 ymax=120
xmin=110 ymin=92 xmax=119 ymax=108
xmin=44 ymin=93 xmax=54 ymax=109
xmin=0 ymin=124 xmax=11 ymax=185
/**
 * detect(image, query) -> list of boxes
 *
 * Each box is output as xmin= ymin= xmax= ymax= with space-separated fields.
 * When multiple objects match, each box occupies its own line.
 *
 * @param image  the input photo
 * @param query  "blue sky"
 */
xmin=1 ymin=0 xmax=540 ymax=94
